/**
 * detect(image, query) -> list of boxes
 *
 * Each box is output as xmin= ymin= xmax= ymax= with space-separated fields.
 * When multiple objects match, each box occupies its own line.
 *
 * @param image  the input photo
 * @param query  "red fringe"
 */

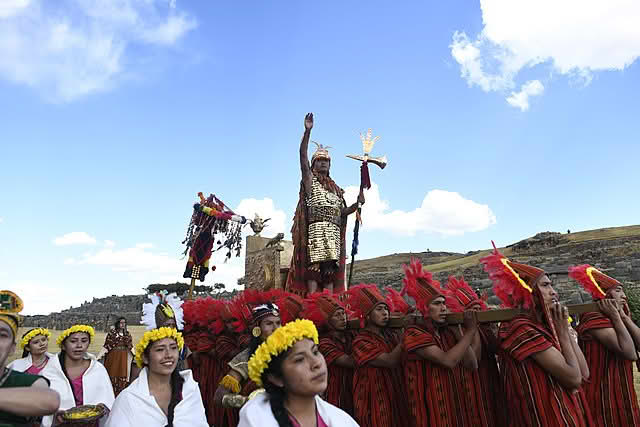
xmin=385 ymin=287 xmax=412 ymax=315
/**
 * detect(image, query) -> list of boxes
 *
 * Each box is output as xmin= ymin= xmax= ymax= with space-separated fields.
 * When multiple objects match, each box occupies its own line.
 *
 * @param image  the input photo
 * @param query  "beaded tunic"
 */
xmin=306 ymin=175 xmax=342 ymax=265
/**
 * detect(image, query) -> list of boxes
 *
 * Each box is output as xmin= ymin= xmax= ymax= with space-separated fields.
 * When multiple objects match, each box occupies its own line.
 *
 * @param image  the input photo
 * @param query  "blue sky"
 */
xmin=1 ymin=0 xmax=639 ymax=314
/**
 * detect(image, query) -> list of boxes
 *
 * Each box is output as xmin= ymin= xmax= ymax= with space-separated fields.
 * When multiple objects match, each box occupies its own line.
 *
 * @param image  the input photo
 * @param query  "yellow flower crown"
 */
xmin=248 ymin=319 xmax=319 ymax=387
xmin=20 ymin=328 xmax=51 ymax=349
xmin=135 ymin=327 xmax=184 ymax=368
xmin=56 ymin=325 xmax=95 ymax=347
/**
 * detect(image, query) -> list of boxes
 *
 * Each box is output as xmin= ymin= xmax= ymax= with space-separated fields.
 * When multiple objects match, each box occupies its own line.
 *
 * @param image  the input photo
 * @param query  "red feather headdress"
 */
xmin=345 ymin=284 xmax=386 ymax=324
xmin=303 ymin=290 xmax=346 ymax=329
xmin=276 ymin=292 xmax=305 ymax=325
xmin=401 ymin=258 xmax=446 ymax=317
xmin=568 ymin=264 xmax=621 ymax=300
xmin=479 ymin=241 xmax=544 ymax=309
xmin=385 ymin=287 xmax=413 ymax=315
xmin=447 ymin=276 xmax=487 ymax=311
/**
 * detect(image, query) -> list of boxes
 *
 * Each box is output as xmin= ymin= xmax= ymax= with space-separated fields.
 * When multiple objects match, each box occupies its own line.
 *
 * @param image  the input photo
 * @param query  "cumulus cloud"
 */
xmin=79 ymin=243 xmax=182 ymax=274
xmin=104 ymin=240 xmax=116 ymax=248
xmin=53 ymin=231 xmax=97 ymax=246
xmin=234 ymin=198 xmax=287 ymax=238
xmin=344 ymin=182 xmax=496 ymax=236
xmin=451 ymin=0 xmax=640 ymax=109
xmin=0 ymin=0 xmax=197 ymax=101
xmin=506 ymin=80 xmax=544 ymax=112
xmin=0 ymin=217 xmax=3 ymax=223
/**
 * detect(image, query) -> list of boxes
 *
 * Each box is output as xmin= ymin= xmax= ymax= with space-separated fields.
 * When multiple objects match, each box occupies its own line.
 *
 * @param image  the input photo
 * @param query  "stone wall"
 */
xmin=244 ymin=235 xmax=293 ymax=290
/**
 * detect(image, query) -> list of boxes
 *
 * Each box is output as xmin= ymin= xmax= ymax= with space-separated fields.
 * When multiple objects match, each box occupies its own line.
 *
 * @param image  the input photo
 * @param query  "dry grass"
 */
xmin=8 ymin=326 xmax=148 ymax=364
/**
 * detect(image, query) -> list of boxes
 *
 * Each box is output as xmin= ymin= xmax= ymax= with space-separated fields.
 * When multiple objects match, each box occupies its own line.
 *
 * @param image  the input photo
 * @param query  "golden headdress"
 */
xmin=0 ymin=290 xmax=23 ymax=338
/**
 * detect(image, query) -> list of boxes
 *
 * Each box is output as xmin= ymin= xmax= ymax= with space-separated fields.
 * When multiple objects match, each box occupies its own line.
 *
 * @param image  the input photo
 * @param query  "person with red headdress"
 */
xmin=569 ymin=265 xmax=640 ymax=426
xmin=214 ymin=290 xmax=282 ymax=409
xmin=346 ymin=284 xmax=408 ymax=427
xmin=303 ymin=290 xmax=355 ymax=415
xmin=448 ymin=275 xmax=506 ymax=426
xmin=400 ymin=259 xmax=481 ymax=427
xmin=275 ymin=292 xmax=305 ymax=325
xmin=481 ymin=243 xmax=590 ymax=427
xmin=286 ymin=113 xmax=364 ymax=296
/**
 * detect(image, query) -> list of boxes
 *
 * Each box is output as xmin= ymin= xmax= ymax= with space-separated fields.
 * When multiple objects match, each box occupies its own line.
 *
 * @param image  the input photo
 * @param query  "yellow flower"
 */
xmin=56 ymin=325 xmax=95 ymax=348
xmin=248 ymin=319 xmax=319 ymax=386
xmin=20 ymin=328 xmax=51 ymax=349
xmin=134 ymin=327 xmax=184 ymax=368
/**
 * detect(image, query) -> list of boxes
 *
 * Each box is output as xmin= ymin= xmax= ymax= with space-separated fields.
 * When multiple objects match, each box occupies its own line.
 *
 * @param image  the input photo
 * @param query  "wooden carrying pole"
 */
xmin=349 ymin=302 xmax=599 ymax=329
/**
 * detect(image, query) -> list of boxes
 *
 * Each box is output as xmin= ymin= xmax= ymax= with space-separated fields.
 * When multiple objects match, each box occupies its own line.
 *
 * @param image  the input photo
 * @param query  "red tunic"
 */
xmin=212 ymin=334 xmax=242 ymax=427
xmin=499 ymin=315 xmax=587 ymax=427
xmin=476 ymin=325 xmax=506 ymax=427
xmin=577 ymin=311 xmax=640 ymax=427
xmin=197 ymin=331 xmax=218 ymax=427
xmin=403 ymin=324 xmax=488 ymax=427
xmin=352 ymin=329 xmax=408 ymax=427
xmin=318 ymin=333 xmax=353 ymax=415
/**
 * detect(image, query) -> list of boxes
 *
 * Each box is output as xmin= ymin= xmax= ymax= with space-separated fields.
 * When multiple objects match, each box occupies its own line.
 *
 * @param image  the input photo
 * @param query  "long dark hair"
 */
xmin=58 ymin=332 xmax=92 ymax=397
xmin=21 ymin=328 xmax=38 ymax=358
xmin=247 ymin=335 xmax=262 ymax=358
xmin=114 ymin=317 xmax=127 ymax=331
xmin=262 ymin=350 xmax=294 ymax=427
xmin=144 ymin=341 xmax=184 ymax=427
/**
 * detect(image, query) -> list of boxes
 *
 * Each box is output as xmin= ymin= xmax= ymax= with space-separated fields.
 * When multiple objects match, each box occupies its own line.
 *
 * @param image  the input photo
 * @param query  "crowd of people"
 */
xmin=2 ymin=242 xmax=639 ymax=426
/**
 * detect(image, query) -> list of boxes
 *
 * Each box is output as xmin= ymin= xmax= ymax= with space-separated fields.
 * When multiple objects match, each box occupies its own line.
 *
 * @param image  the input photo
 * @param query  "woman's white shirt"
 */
xmin=104 ymin=367 xmax=208 ymax=427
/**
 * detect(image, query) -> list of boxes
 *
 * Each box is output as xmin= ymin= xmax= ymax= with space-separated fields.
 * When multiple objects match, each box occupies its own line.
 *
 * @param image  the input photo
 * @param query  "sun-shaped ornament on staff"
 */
xmin=360 ymin=128 xmax=380 ymax=156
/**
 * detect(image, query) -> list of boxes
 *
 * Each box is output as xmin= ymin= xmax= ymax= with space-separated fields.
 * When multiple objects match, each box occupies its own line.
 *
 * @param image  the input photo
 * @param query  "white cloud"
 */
xmin=506 ymin=80 xmax=544 ymax=112
xmin=61 ymin=198 xmax=288 ymax=290
xmin=0 ymin=217 xmax=3 ymax=223
xmin=344 ymin=182 xmax=496 ymax=236
xmin=451 ymin=0 xmax=640 ymax=108
xmin=0 ymin=0 xmax=30 ymax=18
xmin=53 ymin=231 xmax=97 ymax=246
xmin=234 ymin=198 xmax=287 ymax=237
xmin=0 ymin=0 xmax=197 ymax=102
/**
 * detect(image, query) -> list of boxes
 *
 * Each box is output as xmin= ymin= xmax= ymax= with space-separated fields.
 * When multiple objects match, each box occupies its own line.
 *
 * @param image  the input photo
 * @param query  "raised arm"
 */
xmin=589 ymin=299 xmax=637 ymax=361
xmin=531 ymin=304 xmax=582 ymax=389
xmin=300 ymin=113 xmax=314 ymax=195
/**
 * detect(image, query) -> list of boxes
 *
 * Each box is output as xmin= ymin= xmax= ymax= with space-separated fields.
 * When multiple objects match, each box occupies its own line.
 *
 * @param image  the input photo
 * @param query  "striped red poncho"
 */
xmin=318 ymin=332 xmax=354 ymax=415
xmin=577 ymin=311 xmax=640 ymax=427
xmin=498 ymin=315 xmax=587 ymax=427
xmin=352 ymin=329 xmax=409 ymax=427
xmin=404 ymin=324 xmax=489 ymax=427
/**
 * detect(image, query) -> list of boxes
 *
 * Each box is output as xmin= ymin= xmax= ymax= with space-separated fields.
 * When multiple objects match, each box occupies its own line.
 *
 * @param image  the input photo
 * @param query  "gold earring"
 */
xmin=252 ymin=326 xmax=262 ymax=338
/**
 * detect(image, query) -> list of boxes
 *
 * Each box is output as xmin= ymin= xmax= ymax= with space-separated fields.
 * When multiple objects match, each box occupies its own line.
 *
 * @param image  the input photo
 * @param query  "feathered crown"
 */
xmin=447 ymin=276 xmax=487 ymax=311
xmin=385 ymin=287 xmax=413 ymax=315
xmin=568 ymin=264 xmax=621 ymax=300
xmin=303 ymin=290 xmax=346 ymax=329
xmin=479 ymin=241 xmax=544 ymax=309
xmin=141 ymin=291 xmax=184 ymax=331
xmin=311 ymin=141 xmax=332 ymax=165
xmin=401 ymin=258 xmax=446 ymax=317
xmin=345 ymin=284 xmax=386 ymax=323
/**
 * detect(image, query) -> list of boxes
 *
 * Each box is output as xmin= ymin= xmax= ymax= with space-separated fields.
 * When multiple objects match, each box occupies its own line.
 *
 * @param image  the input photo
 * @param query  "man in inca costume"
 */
xmin=287 ymin=113 xmax=364 ymax=295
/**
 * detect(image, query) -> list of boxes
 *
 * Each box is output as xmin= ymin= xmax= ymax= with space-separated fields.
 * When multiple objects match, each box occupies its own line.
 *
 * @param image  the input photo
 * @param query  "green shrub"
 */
xmin=625 ymin=284 xmax=640 ymax=324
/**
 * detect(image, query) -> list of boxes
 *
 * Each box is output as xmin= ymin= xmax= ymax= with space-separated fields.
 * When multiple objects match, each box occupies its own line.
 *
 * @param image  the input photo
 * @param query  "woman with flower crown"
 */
xmin=239 ymin=319 xmax=359 ymax=427
xmin=40 ymin=324 xmax=115 ymax=427
xmin=104 ymin=327 xmax=208 ymax=427
xmin=8 ymin=327 xmax=56 ymax=375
